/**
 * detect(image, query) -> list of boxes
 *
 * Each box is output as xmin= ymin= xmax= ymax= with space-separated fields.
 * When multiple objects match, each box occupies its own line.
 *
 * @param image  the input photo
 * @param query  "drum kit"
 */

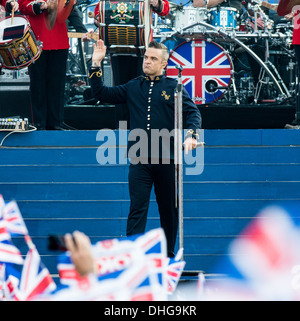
xmin=154 ymin=0 xmax=298 ymax=105
xmin=0 ymin=0 xmax=298 ymax=105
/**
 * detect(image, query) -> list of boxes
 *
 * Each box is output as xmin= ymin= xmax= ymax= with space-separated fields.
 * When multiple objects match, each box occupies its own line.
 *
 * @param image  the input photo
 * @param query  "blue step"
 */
xmin=0 ymin=146 xmax=300 ymax=165
xmin=1 ymin=128 xmax=300 ymax=276
xmin=1 ymin=163 xmax=300 ymax=182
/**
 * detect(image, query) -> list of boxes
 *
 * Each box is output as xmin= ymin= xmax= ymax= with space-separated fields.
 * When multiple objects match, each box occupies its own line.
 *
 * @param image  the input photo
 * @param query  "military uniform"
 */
xmin=0 ymin=0 xmax=13 ymax=11
xmin=89 ymin=68 xmax=202 ymax=257
xmin=19 ymin=0 xmax=70 ymax=129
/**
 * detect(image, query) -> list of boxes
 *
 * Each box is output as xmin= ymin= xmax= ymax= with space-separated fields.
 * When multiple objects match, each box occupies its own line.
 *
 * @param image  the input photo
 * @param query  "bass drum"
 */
xmin=166 ymin=39 xmax=232 ymax=104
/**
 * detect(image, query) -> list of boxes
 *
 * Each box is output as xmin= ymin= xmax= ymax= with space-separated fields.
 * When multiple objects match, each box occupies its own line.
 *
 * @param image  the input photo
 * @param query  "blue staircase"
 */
xmin=1 ymin=129 xmax=300 ymax=278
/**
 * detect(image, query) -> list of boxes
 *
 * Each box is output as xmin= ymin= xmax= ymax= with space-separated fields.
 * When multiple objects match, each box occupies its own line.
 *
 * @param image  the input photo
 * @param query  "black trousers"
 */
xmin=126 ymin=161 xmax=178 ymax=257
xmin=28 ymin=49 xmax=68 ymax=128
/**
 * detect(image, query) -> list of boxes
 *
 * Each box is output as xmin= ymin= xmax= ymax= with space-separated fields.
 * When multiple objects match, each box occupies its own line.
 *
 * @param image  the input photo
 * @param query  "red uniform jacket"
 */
xmin=18 ymin=0 xmax=69 ymax=50
xmin=293 ymin=11 xmax=300 ymax=45
xmin=0 ymin=0 xmax=8 ymax=7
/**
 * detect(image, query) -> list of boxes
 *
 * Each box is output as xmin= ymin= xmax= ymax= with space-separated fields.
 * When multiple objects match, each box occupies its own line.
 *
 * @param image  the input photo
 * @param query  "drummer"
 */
xmin=1 ymin=0 xmax=19 ymax=12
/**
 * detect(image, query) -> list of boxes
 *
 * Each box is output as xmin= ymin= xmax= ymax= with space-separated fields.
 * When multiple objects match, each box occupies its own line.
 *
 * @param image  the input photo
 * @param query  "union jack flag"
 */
xmin=0 ymin=240 xmax=24 ymax=265
xmin=167 ymin=39 xmax=232 ymax=104
xmin=2 ymin=201 xmax=28 ymax=236
xmin=57 ymin=253 xmax=87 ymax=287
xmin=57 ymin=229 xmax=170 ymax=299
xmin=166 ymin=257 xmax=185 ymax=294
xmin=0 ymin=218 xmax=11 ymax=242
xmin=203 ymin=204 xmax=300 ymax=300
xmin=0 ymin=200 xmax=26 ymax=266
xmin=0 ymin=195 xmax=4 ymax=214
xmin=5 ymin=274 xmax=21 ymax=301
xmin=0 ymin=263 xmax=5 ymax=300
xmin=18 ymin=247 xmax=56 ymax=300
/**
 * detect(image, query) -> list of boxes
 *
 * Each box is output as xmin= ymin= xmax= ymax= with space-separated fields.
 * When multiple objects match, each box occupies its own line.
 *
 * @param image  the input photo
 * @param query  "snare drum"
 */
xmin=174 ymin=6 xmax=208 ymax=36
xmin=98 ymin=0 xmax=151 ymax=54
xmin=166 ymin=39 xmax=232 ymax=104
xmin=210 ymin=7 xmax=238 ymax=30
xmin=0 ymin=16 xmax=42 ymax=70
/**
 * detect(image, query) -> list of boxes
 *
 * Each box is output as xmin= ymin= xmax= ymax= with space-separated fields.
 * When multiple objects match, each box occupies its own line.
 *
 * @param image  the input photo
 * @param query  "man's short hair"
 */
xmin=148 ymin=40 xmax=169 ymax=62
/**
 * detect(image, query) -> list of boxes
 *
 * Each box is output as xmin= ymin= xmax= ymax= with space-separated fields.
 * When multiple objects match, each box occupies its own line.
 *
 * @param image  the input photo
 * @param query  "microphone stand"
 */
xmin=174 ymin=64 xmax=184 ymax=254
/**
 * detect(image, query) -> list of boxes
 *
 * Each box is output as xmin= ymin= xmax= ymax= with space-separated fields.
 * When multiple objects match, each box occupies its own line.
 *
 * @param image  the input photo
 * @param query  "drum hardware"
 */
xmin=254 ymin=23 xmax=292 ymax=102
xmin=239 ymin=75 xmax=255 ymax=102
xmin=227 ymin=46 xmax=240 ymax=105
xmin=203 ymin=20 xmax=287 ymax=100
xmin=87 ymin=11 xmax=95 ymax=18
xmin=163 ymin=19 xmax=290 ymax=103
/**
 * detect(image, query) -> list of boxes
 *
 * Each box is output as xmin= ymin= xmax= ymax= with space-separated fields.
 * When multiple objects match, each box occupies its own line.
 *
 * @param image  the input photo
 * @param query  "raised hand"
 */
xmin=92 ymin=39 xmax=107 ymax=67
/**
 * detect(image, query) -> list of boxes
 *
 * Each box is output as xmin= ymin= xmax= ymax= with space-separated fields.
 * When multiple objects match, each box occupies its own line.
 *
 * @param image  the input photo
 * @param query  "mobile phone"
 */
xmin=48 ymin=234 xmax=68 ymax=251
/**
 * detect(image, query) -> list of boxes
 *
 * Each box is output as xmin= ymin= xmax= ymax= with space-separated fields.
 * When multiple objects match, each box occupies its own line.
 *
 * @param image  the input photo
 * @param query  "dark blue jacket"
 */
xmin=89 ymin=69 xmax=202 ymax=160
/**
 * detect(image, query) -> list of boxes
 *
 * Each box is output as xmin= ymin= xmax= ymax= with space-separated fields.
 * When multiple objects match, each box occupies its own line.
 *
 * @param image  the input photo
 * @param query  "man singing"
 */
xmin=89 ymin=39 xmax=202 ymax=257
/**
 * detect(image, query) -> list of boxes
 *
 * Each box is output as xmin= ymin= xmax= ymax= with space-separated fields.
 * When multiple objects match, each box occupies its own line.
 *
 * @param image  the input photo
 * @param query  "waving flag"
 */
xmin=0 ymin=201 xmax=25 ymax=265
xmin=57 ymin=229 xmax=170 ymax=300
xmin=200 ymin=204 xmax=300 ymax=301
xmin=57 ymin=252 xmax=86 ymax=287
xmin=166 ymin=257 xmax=186 ymax=294
xmin=55 ymin=257 xmax=166 ymax=301
xmin=0 ymin=219 xmax=11 ymax=243
xmin=167 ymin=39 xmax=232 ymax=104
xmin=19 ymin=247 xmax=56 ymax=300
xmin=0 ymin=264 xmax=5 ymax=300
xmin=0 ymin=195 xmax=4 ymax=215
xmin=2 ymin=201 xmax=28 ymax=236
xmin=0 ymin=239 xmax=24 ymax=265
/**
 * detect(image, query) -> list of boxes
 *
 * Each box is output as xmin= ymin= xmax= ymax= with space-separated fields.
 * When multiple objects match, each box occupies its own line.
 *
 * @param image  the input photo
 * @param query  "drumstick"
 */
xmin=11 ymin=0 xmax=16 ymax=24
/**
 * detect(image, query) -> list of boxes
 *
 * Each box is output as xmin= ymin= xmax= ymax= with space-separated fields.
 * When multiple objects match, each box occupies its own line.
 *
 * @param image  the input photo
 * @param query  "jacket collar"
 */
xmin=144 ymin=74 xmax=164 ymax=82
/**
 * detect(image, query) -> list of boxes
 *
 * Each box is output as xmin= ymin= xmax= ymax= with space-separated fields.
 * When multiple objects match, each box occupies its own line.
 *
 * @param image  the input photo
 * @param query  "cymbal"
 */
xmin=277 ymin=0 xmax=300 ymax=16
xmin=56 ymin=0 xmax=75 ymax=24
xmin=44 ymin=0 xmax=58 ymax=30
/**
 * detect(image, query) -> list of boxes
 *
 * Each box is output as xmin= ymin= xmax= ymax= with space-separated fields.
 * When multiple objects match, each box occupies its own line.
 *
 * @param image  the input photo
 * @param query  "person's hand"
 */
xmin=183 ymin=137 xmax=198 ymax=154
xmin=65 ymin=231 xmax=96 ymax=277
xmin=150 ymin=0 xmax=159 ymax=8
xmin=285 ymin=12 xmax=294 ymax=20
xmin=82 ymin=31 xmax=93 ymax=42
xmin=39 ymin=0 xmax=48 ymax=10
xmin=8 ymin=0 xmax=19 ymax=11
xmin=92 ymin=39 xmax=106 ymax=67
